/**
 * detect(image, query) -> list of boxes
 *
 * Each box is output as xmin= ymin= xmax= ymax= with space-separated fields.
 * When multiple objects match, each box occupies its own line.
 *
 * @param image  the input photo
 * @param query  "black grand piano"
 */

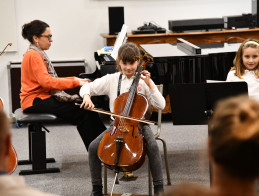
xmin=93 ymin=39 xmax=242 ymax=114
xmin=96 ymin=40 xmax=240 ymax=85
xmin=139 ymin=40 xmax=241 ymax=98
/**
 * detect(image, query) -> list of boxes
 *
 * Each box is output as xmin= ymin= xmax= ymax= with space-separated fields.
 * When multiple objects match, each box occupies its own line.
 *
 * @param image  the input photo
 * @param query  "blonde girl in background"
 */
xmin=226 ymin=39 xmax=259 ymax=102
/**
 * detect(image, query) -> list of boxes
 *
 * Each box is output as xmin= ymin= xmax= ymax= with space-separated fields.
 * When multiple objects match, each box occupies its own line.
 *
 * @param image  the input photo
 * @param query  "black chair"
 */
xmin=15 ymin=108 xmax=61 ymax=175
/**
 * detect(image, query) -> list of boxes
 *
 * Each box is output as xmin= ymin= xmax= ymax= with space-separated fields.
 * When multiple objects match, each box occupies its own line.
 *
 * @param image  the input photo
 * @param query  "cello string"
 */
xmin=119 ymin=93 xmax=131 ymax=129
xmin=120 ymin=69 xmax=140 ymax=131
xmin=117 ymin=65 xmax=144 ymax=137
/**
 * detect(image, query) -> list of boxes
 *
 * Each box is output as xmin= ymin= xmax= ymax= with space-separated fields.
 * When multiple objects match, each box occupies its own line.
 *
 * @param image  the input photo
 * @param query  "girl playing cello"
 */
xmin=80 ymin=42 xmax=165 ymax=196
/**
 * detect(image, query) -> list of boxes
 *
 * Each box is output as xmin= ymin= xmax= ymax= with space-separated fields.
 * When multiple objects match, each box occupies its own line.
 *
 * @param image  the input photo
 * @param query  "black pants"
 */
xmin=24 ymin=97 xmax=106 ymax=150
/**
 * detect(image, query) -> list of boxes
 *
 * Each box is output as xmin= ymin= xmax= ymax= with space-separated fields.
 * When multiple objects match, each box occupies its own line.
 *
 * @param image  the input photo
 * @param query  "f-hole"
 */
xmin=131 ymin=125 xmax=137 ymax=138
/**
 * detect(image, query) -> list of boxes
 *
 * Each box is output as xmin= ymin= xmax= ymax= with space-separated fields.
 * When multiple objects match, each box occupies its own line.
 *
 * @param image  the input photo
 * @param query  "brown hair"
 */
xmin=116 ymin=42 xmax=141 ymax=71
xmin=22 ymin=20 xmax=49 ymax=43
xmin=209 ymin=95 xmax=259 ymax=179
xmin=231 ymin=39 xmax=259 ymax=78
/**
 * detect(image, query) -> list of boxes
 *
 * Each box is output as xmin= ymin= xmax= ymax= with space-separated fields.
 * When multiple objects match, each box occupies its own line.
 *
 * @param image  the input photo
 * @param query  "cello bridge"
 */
xmin=117 ymin=126 xmax=129 ymax=133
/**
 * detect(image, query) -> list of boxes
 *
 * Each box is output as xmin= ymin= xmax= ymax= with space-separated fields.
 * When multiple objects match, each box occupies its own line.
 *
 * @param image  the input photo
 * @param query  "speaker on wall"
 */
xmin=252 ymin=0 xmax=259 ymax=27
xmin=109 ymin=7 xmax=124 ymax=35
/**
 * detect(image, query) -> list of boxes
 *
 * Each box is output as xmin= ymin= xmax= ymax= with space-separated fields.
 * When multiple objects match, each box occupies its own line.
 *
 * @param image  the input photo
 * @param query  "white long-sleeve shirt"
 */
xmin=226 ymin=70 xmax=259 ymax=102
xmin=80 ymin=72 xmax=165 ymax=113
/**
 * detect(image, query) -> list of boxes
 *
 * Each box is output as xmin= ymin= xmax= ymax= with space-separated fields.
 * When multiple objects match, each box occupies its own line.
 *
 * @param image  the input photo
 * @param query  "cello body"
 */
xmin=0 ymin=97 xmax=18 ymax=174
xmin=7 ymin=145 xmax=18 ymax=174
xmin=97 ymin=92 xmax=152 ymax=172
xmin=1 ymin=45 xmax=18 ymax=174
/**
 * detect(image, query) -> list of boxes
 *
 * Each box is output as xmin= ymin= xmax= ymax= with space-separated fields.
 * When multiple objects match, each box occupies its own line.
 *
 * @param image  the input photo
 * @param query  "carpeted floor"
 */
xmin=10 ymin=118 xmax=210 ymax=196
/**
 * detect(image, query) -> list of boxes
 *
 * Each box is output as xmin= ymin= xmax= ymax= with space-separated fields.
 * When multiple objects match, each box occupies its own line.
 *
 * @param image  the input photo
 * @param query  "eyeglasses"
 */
xmin=41 ymin=34 xmax=52 ymax=40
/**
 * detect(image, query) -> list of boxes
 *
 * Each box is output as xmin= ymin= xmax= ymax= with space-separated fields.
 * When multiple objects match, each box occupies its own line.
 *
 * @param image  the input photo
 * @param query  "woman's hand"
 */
xmin=80 ymin=94 xmax=95 ymax=110
xmin=140 ymin=70 xmax=154 ymax=89
xmin=75 ymin=78 xmax=92 ymax=86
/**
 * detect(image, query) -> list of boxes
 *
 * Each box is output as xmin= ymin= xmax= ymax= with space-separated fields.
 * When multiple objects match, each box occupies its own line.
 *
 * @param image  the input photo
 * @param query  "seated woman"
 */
xmin=20 ymin=20 xmax=106 ymax=150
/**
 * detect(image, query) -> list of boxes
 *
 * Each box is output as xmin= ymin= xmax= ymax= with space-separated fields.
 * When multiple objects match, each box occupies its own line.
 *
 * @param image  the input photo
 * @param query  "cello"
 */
xmin=97 ymin=55 xmax=152 ymax=175
xmin=0 ymin=44 xmax=18 ymax=174
xmin=0 ymin=98 xmax=18 ymax=174
xmin=7 ymin=146 xmax=18 ymax=174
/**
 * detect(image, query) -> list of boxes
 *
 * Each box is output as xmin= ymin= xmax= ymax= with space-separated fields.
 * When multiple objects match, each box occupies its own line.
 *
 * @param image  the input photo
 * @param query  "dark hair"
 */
xmin=116 ymin=42 xmax=141 ymax=71
xmin=22 ymin=20 xmax=49 ymax=43
xmin=209 ymin=95 xmax=259 ymax=179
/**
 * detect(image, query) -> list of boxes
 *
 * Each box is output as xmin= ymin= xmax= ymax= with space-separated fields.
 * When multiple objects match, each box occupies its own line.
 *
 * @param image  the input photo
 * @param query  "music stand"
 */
xmin=168 ymin=81 xmax=248 ymax=125
xmin=168 ymin=81 xmax=248 ymax=184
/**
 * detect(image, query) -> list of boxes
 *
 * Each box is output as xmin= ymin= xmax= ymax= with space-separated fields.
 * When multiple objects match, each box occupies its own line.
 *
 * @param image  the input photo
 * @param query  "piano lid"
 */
xmin=140 ymin=42 xmax=242 ymax=58
xmin=199 ymin=42 xmax=241 ymax=55
xmin=140 ymin=43 xmax=195 ymax=58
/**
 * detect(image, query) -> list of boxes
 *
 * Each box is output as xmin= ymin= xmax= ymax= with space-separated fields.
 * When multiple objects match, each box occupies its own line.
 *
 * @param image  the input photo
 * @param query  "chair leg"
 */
xmin=19 ymin=123 xmax=60 ymax=175
xmin=18 ymin=124 xmax=34 ymax=165
xmin=19 ymin=124 xmax=56 ymax=165
xmin=156 ymin=137 xmax=171 ymax=185
xmin=148 ymin=162 xmax=152 ymax=196
xmin=103 ymin=165 xmax=120 ymax=195
xmin=103 ymin=165 xmax=108 ymax=195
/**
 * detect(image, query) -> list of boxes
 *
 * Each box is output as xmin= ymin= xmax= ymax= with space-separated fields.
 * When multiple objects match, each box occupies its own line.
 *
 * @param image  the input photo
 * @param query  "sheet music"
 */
xmin=111 ymin=24 xmax=128 ymax=60
xmin=206 ymin=80 xmax=226 ymax=83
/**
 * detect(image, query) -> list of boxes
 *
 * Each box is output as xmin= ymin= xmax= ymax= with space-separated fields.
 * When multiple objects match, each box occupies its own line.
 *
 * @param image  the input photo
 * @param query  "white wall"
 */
xmin=0 ymin=0 xmax=17 ymax=52
xmin=0 ymin=0 xmax=251 ymax=115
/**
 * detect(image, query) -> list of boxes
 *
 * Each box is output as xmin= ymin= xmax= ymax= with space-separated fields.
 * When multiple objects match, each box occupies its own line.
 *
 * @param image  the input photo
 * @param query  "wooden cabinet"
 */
xmin=101 ymin=28 xmax=259 ymax=46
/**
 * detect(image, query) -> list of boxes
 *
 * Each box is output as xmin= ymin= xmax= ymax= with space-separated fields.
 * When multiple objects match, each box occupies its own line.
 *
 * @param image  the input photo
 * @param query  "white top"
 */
xmin=80 ymin=72 xmax=166 ymax=113
xmin=226 ymin=70 xmax=259 ymax=102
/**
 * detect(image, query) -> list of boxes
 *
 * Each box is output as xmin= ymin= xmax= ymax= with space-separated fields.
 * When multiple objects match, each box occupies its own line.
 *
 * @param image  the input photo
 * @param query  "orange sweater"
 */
xmin=20 ymin=50 xmax=80 ymax=110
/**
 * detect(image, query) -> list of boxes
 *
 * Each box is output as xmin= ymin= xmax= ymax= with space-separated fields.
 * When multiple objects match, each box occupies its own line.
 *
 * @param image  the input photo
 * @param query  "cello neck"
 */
xmin=122 ymin=66 xmax=144 ymax=116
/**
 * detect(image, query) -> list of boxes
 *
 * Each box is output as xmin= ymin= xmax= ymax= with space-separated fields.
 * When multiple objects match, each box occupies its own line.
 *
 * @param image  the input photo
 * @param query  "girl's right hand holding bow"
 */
xmin=80 ymin=94 xmax=95 ymax=109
